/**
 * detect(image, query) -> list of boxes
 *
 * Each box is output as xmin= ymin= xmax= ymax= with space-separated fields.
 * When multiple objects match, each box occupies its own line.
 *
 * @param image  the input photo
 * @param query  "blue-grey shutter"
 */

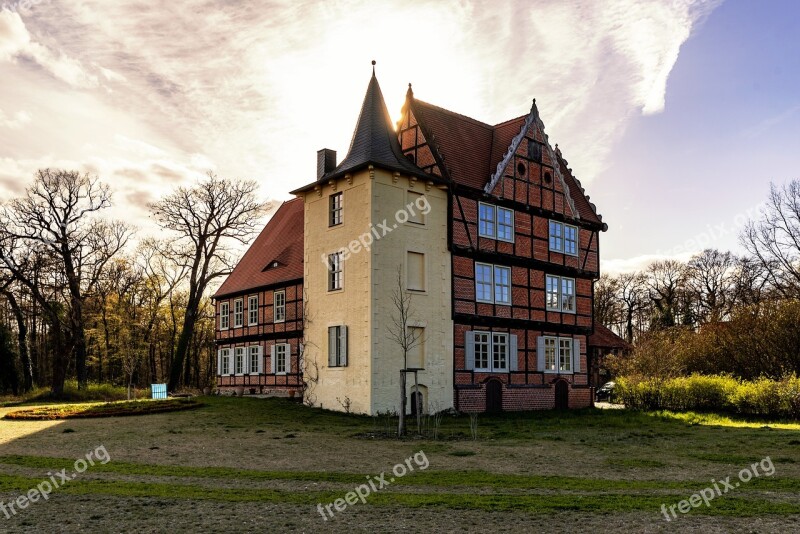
xmin=217 ymin=350 xmax=222 ymax=375
xmin=509 ymin=335 xmax=518 ymax=371
xmin=286 ymin=344 xmax=292 ymax=373
xmin=340 ymin=326 xmax=348 ymax=366
xmin=537 ymin=336 xmax=546 ymax=372
xmin=573 ymin=338 xmax=581 ymax=373
xmin=270 ymin=345 xmax=276 ymax=374
xmin=328 ymin=327 xmax=336 ymax=367
xmin=257 ymin=346 xmax=264 ymax=374
xmin=465 ymin=331 xmax=475 ymax=370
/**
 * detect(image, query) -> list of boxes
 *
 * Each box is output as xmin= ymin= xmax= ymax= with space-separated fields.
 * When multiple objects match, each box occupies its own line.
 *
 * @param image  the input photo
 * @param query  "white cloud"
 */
xmin=0 ymin=108 xmax=30 ymax=128
xmin=0 ymin=0 xmax=724 ymax=250
xmin=602 ymin=252 xmax=696 ymax=275
xmin=0 ymin=9 xmax=105 ymax=88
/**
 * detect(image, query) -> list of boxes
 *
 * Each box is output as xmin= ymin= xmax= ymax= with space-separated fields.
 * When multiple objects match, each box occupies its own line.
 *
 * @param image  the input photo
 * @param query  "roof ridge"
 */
xmin=492 ymin=114 xmax=527 ymax=128
xmin=414 ymin=99 xmax=494 ymax=130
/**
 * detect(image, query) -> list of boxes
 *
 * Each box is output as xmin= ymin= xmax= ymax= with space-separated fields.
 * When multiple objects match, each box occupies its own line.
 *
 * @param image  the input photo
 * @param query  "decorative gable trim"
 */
xmin=485 ymin=100 xmax=579 ymax=221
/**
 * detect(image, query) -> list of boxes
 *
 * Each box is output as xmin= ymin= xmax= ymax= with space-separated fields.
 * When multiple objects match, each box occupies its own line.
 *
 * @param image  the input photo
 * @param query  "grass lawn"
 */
xmin=1 ymin=397 xmax=799 ymax=532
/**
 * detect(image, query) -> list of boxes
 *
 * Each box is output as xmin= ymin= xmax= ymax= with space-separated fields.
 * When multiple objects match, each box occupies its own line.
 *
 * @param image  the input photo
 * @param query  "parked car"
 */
xmin=595 ymin=381 xmax=615 ymax=402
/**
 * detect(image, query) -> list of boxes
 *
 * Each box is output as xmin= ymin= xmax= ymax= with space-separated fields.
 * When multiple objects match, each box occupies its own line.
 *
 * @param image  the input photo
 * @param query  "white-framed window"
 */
xmin=538 ymin=336 xmax=580 ymax=374
xmin=479 ymin=203 xmax=495 ymax=238
xmin=497 ymin=207 xmax=514 ymax=241
xmin=466 ymin=331 xmax=517 ymax=373
xmin=475 ymin=263 xmax=512 ymax=305
xmin=559 ymin=338 xmax=572 ymax=372
xmin=546 ymin=275 xmax=576 ymax=313
xmin=328 ymin=252 xmax=343 ymax=291
xmin=218 ymin=348 xmax=231 ymax=375
xmin=273 ymin=343 xmax=290 ymax=374
xmin=478 ymin=203 xmax=514 ymax=242
xmin=407 ymin=191 xmax=425 ymax=225
xmin=233 ymin=299 xmax=244 ymax=327
xmin=234 ymin=347 xmax=245 ymax=375
xmin=248 ymin=295 xmax=258 ymax=326
xmin=248 ymin=345 xmax=262 ymax=374
xmin=494 ymin=266 xmax=510 ymax=304
xmin=475 ymin=263 xmax=493 ymax=302
xmin=330 ymin=192 xmax=343 ymax=226
xmin=549 ymin=220 xmax=578 ymax=256
xmin=492 ymin=333 xmax=508 ymax=371
xmin=474 ymin=332 xmax=490 ymax=370
xmin=220 ymin=302 xmax=230 ymax=330
xmin=328 ymin=325 xmax=348 ymax=367
xmin=274 ymin=290 xmax=286 ymax=322
xmin=544 ymin=337 xmax=556 ymax=371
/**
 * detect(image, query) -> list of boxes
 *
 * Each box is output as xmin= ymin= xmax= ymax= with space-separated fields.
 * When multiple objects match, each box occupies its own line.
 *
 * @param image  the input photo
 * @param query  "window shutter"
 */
xmin=340 ymin=326 xmax=348 ymax=366
xmin=270 ymin=345 xmax=276 ymax=374
xmin=509 ymin=335 xmax=518 ymax=371
xmin=465 ymin=331 xmax=475 ymax=370
xmin=536 ymin=336 xmax=545 ymax=372
xmin=328 ymin=327 xmax=336 ymax=367
xmin=258 ymin=346 xmax=264 ymax=374
xmin=217 ymin=350 xmax=222 ymax=375
xmin=286 ymin=344 xmax=292 ymax=373
xmin=573 ymin=338 xmax=581 ymax=373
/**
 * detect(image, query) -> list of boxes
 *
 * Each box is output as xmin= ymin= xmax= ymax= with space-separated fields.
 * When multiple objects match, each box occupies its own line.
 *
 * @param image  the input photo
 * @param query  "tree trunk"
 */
xmin=398 ymin=370 xmax=406 ymax=437
xmin=168 ymin=304 xmax=197 ymax=391
xmin=3 ymin=291 xmax=33 ymax=392
xmin=50 ymin=326 xmax=69 ymax=396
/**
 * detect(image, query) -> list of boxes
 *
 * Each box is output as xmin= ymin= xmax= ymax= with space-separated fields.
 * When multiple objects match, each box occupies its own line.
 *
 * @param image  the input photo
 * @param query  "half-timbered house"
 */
xmin=215 ymin=66 xmax=608 ymax=413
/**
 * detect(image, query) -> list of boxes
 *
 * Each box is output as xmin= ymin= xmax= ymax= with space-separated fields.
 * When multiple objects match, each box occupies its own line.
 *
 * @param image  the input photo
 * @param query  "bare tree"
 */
xmin=617 ymin=272 xmax=649 ymax=342
xmin=594 ymin=274 xmax=621 ymax=330
xmin=135 ymin=239 xmax=188 ymax=383
xmin=0 ymin=275 xmax=33 ymax=392
xmin=741 ymin=180 xmax=800 ymax=298
xmin=151 ymin=172 xmax=264 ymax=391
xmin=685 ymin=249 xmax=737 ymax=324
xmin=0 ymin=170 xmax=130 ymax=390
xmin=647 ymin=260 xmax=686 ymax=328
xmin=387 ymin=269 xmax=423 ymax=436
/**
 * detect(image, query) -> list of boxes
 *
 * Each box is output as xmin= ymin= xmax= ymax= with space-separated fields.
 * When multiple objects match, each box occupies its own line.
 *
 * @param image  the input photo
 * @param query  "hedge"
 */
xmin=616 ymin=374 xmax=800 ymax=418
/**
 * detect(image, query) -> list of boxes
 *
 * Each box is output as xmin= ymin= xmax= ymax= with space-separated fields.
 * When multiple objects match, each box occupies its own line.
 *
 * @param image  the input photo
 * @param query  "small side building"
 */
xmin=587 ymin=324 xmax=631 ymax=389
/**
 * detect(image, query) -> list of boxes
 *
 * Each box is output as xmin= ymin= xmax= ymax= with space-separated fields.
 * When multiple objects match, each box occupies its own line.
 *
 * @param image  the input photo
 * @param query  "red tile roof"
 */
xmin=410 ymin=98 xmax=604 ymax=227
xmin=214 ymin=198 xmax=304 ymax=298
xmin=588 ymin=324 xmax=631 ymax=350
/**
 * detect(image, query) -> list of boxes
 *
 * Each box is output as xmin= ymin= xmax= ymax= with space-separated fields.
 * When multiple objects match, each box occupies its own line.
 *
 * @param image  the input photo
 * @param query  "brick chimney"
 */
xmin=317 ymin=149 xmax=337 ymax=179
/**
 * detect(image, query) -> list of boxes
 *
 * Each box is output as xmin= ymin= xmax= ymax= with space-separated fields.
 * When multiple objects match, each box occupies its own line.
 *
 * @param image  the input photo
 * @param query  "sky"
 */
xmin=0 ymin=0 xmax=798 ymax=273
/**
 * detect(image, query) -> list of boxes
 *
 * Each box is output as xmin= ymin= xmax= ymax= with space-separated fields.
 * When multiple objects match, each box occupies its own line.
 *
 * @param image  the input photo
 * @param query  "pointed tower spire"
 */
xmin=319 ymin=63 xmax=429 ymax=181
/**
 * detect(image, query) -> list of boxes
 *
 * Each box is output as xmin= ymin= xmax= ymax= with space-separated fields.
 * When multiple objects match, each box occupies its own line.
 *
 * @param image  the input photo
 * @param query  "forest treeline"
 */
xmin=598 ymin=180 xmax=800 ymax=382
xmin=0 ymin=169 xmax=265 ymax=396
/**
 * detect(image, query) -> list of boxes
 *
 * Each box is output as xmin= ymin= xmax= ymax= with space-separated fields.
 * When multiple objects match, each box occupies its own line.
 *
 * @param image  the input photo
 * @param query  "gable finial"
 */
xmin=371 ymin=60 xmax=376 ymax=75
xmin=407 ymin=82 xmax=413 ymax=98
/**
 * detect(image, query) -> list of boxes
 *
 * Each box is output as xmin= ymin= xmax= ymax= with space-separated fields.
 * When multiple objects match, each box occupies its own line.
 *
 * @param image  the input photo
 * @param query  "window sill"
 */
xmin=543 ymin=370 xmax=574 ymax=375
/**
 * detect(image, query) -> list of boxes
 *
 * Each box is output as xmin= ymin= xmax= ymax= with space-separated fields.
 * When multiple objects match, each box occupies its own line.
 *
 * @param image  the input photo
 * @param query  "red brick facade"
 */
xmin=215 ymin=281 xmax=304 ymax=396
xmin=397 ymin=92 xmax=604 ymax=412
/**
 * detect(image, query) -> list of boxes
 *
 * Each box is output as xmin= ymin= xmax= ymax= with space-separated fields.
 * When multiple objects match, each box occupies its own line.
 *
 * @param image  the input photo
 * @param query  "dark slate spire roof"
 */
xmin=324 ymin=70 xmax=430 ymax=181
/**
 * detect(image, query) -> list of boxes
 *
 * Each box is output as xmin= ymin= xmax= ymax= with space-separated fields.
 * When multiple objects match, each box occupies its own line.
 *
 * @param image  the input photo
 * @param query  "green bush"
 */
xmin=617 ymin=374 xmax=800 ymax=419
xmin=29 ymin=381 xmax=141 ymax=403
